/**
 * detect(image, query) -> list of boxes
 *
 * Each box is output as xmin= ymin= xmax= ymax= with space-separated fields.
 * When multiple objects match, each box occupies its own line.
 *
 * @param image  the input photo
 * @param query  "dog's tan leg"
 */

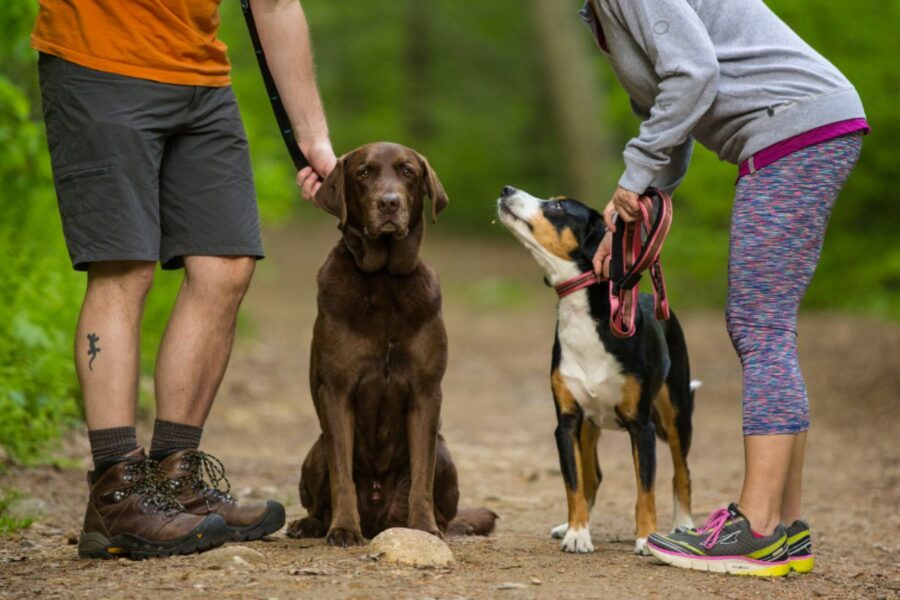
xmin=318 ymin=386 xmax=364 ymax=547
xmin=630 ymin=445 xmax=658 ymax=554
xmin=619 ymin=376 xmax=658 ymax=555
xmin=654 ymin=384 xmax=694 ymax=531
xmin=552 ymin=370 xmax=593 ymax=553
xmin=579 ymin=419 xmax=602 ymax=511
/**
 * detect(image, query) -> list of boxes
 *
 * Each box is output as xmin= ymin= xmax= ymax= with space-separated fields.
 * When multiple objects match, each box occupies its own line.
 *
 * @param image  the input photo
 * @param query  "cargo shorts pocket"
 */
xmin=54 ymin=160 xmax=123 ymax=255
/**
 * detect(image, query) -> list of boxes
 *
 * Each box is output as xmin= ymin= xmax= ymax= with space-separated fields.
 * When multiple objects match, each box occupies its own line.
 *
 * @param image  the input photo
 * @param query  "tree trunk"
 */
xmin=530 ymin=0 xmax=616 ymax=201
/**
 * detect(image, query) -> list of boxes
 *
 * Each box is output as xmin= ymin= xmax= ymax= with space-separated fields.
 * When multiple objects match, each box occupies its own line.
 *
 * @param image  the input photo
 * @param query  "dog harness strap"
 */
xmin=554 ymin=271 xmax=602 ymax=299
xmin=240 ymin=0 xmax=310 ymax=171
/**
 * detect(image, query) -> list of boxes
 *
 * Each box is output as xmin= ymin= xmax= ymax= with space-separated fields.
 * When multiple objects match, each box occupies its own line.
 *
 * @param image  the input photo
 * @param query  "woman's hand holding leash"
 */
xmin=603 ymin=186 xmax=642 ymax=231
xmin=594 ymin=186 xmax=640 ymax=277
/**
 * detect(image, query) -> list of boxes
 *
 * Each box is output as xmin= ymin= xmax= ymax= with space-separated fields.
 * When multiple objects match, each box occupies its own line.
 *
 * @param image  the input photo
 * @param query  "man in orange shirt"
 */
xmin=33 ymin=0 xmax=335 ymax=558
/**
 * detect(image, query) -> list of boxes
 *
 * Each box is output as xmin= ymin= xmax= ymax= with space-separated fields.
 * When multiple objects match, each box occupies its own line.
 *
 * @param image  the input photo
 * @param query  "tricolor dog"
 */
xmin=497 ymin=186 xmax=697 ymax=555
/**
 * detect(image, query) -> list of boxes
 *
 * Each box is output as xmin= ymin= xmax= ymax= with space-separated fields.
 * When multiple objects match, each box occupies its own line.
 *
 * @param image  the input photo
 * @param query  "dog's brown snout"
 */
xmin=377 ymin=193 xmax=402 ymax=215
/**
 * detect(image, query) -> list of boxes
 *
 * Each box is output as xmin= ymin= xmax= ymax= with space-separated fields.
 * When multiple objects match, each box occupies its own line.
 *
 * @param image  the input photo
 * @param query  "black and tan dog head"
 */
xmin=317 ymin=142 xmax=448 ymax=274
xmin=497 ymin=186 xmax=605 ymax=284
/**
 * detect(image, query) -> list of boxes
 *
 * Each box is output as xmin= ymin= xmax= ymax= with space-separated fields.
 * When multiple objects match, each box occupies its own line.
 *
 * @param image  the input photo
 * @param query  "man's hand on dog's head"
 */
xmin=296 ymin=139 xmax=338 ymax=204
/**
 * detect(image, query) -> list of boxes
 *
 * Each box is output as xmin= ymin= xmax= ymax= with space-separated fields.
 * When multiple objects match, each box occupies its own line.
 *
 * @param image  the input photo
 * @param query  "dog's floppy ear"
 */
xmin=417 ymin=153 xmax=449 ymax=223
xmin=317 ymin=156 xmax=348 ymax=227
xmin=580 ymin=207 xmax=607 ymax=263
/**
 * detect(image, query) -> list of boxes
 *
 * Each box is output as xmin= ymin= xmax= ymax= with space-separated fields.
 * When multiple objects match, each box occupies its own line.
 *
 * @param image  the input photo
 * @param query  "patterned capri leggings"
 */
xmin=727 ymin=133 xmax=862 ymax=435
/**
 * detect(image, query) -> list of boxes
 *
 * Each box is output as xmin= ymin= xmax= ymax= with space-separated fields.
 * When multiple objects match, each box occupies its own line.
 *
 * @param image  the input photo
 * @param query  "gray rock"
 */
xmin=369 ymin=528 xmax=455 ymax=569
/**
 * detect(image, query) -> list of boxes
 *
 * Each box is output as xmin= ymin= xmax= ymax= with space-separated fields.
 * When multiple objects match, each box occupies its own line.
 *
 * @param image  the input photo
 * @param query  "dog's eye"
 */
xmin=358 ymin=168 xmax=371 ymax=179
xmin=548 ymin=201 xmax=564 ymax=212
xmin=401 ymin=167 xmax=415 ymax=179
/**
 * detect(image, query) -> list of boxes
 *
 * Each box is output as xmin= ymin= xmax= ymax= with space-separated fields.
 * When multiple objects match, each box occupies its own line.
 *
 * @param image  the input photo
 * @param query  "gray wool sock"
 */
xmin=149 ymin=419 xmax=203 ymax=460
xmin=88 ymin=426 xmax=138 ymax=473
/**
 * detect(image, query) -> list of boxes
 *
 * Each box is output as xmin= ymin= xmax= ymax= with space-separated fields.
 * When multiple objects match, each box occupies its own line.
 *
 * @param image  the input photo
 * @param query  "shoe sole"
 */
xmin=226 ymin=500 xmax=286 ymax=542
xmin=78 ymin=515 xmax=227 ymax=560
xmin=790 ymin=555 xmax=815 ymax=573
xmin=647 ymin=542 xmax=791 ymax=577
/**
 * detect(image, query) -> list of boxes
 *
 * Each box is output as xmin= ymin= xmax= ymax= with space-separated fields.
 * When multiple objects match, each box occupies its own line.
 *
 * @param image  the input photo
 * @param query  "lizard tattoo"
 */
xmin=86 ymin=333 xmax=101 ymax=371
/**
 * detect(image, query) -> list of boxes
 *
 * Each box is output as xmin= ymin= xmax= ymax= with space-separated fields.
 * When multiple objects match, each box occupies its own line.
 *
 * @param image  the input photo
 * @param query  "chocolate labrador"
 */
xmin=286 ymin=142 xmax=497 ymax=546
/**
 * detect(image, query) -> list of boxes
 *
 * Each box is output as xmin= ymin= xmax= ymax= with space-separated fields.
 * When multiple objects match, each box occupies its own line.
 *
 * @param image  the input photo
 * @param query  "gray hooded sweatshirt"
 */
xmin=580 ymin=0 xmax=866 ymax=194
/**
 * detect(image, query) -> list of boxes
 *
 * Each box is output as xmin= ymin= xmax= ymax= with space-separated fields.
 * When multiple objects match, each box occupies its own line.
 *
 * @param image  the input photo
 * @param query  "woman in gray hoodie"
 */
xmin=583 ymin=0 xmax=868 ymax=576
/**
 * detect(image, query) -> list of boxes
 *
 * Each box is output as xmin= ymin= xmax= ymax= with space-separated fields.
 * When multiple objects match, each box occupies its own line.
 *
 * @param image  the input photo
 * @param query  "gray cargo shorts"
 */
xmin=38 ymin=53 xmax=264 ymax=271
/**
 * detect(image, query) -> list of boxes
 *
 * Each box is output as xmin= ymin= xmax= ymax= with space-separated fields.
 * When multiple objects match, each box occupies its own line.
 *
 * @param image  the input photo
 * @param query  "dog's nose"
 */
xmin=377 ymin=193 xmax=401 ymax=214
xmin=501 ymin=185 xmax=517 ymax=198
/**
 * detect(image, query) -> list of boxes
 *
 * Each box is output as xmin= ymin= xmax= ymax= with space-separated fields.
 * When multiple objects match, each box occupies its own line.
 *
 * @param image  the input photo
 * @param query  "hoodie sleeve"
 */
xmin=613 ymin=0 xmax=718 ymax=194
xmin=629 ymin=98 xmax=694 ymax=195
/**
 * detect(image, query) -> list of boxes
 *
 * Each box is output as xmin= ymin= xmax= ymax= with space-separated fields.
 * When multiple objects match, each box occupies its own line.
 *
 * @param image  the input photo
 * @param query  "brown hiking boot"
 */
xmin=78 ymin=448 xmax=228 ymax=559
xmin=160 ymin=449 xmax=285 ymax=541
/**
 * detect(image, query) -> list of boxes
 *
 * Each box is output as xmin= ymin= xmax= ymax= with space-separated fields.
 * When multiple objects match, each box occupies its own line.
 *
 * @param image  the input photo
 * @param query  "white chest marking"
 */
xmin=557 ymin=290 xmax=625 ymax=430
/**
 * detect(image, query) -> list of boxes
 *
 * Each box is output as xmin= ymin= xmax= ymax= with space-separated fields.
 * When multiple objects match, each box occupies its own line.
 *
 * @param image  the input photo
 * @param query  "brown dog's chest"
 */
xmin=319 ymin=247 xmax=441 ymax=334
xmin=313 ymin=245 xmax=446 ymax=475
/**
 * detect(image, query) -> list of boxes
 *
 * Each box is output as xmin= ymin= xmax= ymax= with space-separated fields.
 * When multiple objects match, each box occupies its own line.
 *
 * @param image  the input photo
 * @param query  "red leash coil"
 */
xmin=555 ymin=188 xmax=673 ymax=338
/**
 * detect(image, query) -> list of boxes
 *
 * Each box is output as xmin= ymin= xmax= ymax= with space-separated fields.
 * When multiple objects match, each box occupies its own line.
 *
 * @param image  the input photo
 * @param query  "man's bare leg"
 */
xmin=149 ymin=255 xmax=284 ymax=541
xmin=77 ymin=261 xmax=155 ymax=431
xmin=75 ymin=261 xmax=231 ymax=558
xmin=153 ymin=256 xmax=255 ymax=428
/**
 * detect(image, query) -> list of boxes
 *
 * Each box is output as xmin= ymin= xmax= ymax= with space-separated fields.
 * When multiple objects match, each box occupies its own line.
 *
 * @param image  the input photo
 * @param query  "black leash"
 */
xmin=239 ymin=0 xmax=310 ymax=170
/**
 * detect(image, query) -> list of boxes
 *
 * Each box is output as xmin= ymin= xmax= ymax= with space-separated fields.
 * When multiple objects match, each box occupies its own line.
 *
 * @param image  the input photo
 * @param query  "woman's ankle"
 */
xmin=737 ymin=503 xmax=781 ymax=536
xmin=781 ymin=509 xmax=802 ymax=525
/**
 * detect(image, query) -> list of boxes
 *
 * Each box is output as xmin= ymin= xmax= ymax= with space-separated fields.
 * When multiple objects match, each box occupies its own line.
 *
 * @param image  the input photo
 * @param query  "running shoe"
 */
xmin=786 ymin=519 xmax=815 ymax=573
xmin=646 ymin=503 xmax=790 ymax=577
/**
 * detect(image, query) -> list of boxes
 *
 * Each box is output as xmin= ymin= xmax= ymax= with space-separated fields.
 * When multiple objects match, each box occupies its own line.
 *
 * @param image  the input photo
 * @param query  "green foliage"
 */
xmin=219 ymin=0 xmax=568 ymax=230
xmin=0 ymin=0 xmax=83 ymax=464
xmin=0 ymin=491 xmax=34 ymax=535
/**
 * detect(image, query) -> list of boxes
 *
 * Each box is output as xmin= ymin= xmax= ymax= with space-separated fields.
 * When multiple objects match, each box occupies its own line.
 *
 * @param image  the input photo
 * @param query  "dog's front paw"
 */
xmin=326 ymin=527 xmax=365 ymax=547
xmin=634 ymin=537 xmax=650 ymax=556
xmin=560 ymin=527 xmax=594 ymax=553
xmin=550 ymin=523 xmax=568 ymax=539
xmin=409 ymin=517 xmax=443 ymax=539
xmin=671 ymin=504 xmax=695 ymax=532
xmin=286 ymin=516 xmax=326 ymax=539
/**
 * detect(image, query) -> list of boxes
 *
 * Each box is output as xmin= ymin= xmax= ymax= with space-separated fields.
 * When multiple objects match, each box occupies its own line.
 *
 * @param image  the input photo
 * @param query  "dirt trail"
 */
xmin=2 ymin=223 xmax=899 ymax=599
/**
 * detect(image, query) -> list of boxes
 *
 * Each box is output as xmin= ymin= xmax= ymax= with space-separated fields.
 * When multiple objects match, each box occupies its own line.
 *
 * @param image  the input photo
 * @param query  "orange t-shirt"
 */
xmin=31 ymin=0 xmax=231 ymax=87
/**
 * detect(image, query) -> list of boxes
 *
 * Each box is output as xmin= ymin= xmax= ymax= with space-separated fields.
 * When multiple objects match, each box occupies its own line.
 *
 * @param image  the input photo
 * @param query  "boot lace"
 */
xmin=125 ymin=459 xmax=184 ymax=516
xmin=181 ymin=451 xmax=235 ymax=504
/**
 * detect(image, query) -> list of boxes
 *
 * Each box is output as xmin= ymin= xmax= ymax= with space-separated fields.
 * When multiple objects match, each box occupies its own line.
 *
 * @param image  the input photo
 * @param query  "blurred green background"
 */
xmin=1 ymin=0 xmax=898 ymax=463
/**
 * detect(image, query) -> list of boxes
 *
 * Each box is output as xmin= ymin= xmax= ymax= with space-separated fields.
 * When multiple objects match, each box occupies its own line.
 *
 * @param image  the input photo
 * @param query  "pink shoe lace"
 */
xmin=696 ymin=507 xmax=732 ymax=550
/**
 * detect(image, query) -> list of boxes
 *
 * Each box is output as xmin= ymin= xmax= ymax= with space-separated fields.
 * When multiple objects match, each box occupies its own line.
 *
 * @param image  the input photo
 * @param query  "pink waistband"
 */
xmin=738 ymin=118 xmax=870 ymax=179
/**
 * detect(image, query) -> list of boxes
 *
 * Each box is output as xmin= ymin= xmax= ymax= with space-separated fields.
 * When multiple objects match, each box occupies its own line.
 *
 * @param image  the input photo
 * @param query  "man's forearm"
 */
xmin=250 ymin=0 xmax=329 ymax=154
